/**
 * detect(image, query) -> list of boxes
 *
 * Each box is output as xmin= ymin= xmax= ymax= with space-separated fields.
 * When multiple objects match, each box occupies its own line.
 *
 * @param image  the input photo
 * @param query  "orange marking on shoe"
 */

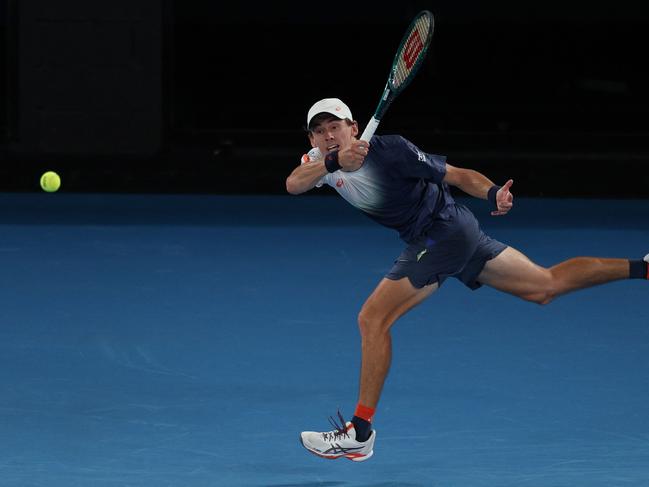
xmin=344 ymin=453 xmax=367 ymax=459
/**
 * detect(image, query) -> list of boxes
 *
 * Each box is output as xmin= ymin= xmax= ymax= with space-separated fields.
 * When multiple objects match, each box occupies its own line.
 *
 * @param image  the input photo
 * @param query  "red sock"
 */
xmin=354 ymin=403 xmax=376 ymax=423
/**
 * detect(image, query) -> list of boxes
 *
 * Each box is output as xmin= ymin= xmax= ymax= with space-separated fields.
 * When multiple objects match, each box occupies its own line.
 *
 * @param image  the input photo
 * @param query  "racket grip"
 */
xmin=301 ymin=147 xmax=322 ymax=164
xmin=360 ymin=117 xmax=380 ymax=142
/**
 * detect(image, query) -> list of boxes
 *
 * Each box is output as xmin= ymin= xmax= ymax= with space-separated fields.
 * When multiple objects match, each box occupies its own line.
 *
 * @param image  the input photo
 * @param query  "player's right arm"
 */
xmin=285 ymin=155 xmax=328 ymax=195
xmin=286 ymin=141 xmax=368 ymax=194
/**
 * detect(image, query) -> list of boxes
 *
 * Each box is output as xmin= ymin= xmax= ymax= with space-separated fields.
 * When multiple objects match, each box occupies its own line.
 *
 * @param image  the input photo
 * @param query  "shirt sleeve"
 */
xmin=316 ymin=173 xmax=334 ymax=188
xmin=378 ymin=135 xmax=447 ymax=183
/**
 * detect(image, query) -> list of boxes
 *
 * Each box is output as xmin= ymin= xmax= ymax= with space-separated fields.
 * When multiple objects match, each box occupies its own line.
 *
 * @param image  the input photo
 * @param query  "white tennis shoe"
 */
xmin=300 ymin=413 xmax=376 ymax=462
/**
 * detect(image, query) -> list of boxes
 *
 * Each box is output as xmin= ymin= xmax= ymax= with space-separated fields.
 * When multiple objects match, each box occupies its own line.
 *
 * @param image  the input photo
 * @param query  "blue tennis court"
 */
xmin=1 ymin=192 xmax=648 ymax=486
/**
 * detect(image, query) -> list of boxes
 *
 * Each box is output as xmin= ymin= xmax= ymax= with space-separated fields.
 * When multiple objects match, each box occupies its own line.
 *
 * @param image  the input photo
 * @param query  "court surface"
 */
xmin=1 ymin=192 xmax=648 ymax=487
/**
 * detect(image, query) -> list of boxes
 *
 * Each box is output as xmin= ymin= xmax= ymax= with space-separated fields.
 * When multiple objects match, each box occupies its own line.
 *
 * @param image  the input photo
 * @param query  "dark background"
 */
xmin=1 ymin=0 xmax=648 ymax=197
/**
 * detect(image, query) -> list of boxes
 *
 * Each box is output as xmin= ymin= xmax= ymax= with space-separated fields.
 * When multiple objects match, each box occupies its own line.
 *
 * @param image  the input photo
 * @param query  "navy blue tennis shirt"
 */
xmin=312 ymin=135 xmax=455 ymax=243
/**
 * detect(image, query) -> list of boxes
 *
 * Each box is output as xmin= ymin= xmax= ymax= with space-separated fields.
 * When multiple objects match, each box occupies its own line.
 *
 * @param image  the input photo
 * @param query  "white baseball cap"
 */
xmin=307 ymin=98 xmax=353 ymax=129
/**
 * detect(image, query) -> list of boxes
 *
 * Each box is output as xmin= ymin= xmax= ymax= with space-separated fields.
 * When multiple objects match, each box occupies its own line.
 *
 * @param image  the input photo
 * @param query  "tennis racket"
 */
xmin=359 ymin=10 xmax=435 ymax=142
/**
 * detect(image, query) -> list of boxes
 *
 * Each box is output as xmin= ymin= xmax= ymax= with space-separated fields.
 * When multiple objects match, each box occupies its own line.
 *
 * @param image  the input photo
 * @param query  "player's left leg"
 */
xmin=477 ymin=246 xmax=648 ymax=304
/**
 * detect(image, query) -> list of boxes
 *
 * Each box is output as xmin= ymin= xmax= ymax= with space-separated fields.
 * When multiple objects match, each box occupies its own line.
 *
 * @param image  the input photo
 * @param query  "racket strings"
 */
xmin=392 ymin=14 xmax=432 ymax=89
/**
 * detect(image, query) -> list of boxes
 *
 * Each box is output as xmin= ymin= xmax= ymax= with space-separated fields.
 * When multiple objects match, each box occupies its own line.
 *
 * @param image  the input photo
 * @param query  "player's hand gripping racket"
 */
xmin=359 ymin=10 xmax=435 ymax=142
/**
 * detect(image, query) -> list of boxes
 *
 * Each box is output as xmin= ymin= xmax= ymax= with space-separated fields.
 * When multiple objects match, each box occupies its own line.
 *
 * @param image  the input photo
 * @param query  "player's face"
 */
xmin=309 ymin=118 xmax=358 ymax=155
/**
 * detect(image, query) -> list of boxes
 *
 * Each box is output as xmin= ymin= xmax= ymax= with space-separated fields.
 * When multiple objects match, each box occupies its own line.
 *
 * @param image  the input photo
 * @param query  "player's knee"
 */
xmin=517 ymin=269 xmax=559 ymax=305
xmin=357 ymin=310 xmax=372 ymax=337
xmin=524 ymin=291 xmax=556 ymax=305
xmin=357 ymin=309 xmax=387 ymax=338
xmin=521 ymin=284 xmax=558 ymax=305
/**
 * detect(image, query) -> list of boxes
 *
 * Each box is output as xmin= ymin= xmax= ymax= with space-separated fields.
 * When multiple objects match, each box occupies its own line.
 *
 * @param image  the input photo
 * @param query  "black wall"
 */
xmin=14 ymin=0 xmax=161 ymax=155
xmin=1 ymin=0 xmax=649 ymax=196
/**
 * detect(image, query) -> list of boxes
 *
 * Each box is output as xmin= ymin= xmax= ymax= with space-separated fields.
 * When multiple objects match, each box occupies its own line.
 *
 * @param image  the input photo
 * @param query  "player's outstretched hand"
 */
xmin=339 ymin=140 xmax=369 ymax=172
xmin=491 ymin=179 xmax=514 ymax=216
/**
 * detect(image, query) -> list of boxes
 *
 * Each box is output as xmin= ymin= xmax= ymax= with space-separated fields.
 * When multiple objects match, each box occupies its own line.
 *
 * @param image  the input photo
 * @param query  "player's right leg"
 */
xmin=300 ymin=203 xmax=494 ymax=461
xmin=356 ymin=277 xmax=438 ymax=410
xmin=299 ymin=277 xmax=437 ymax=461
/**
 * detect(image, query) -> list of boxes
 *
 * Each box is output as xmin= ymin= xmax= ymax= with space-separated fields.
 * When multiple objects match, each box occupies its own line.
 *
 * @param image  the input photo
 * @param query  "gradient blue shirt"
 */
xmin=316 ymin=135 xmax=455 ymax=242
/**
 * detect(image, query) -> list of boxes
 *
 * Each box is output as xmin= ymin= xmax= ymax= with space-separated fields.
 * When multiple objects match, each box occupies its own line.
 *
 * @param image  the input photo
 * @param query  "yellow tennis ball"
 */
xmin=40 ymin=171 xmax=61 ymax=192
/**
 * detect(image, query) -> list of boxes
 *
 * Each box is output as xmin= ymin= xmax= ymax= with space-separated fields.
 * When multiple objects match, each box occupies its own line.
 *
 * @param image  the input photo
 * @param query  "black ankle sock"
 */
xmin=351 ymin=416 xmax=372 ymax=442
xmin=629 ymin=260 xmax=648 ymax=279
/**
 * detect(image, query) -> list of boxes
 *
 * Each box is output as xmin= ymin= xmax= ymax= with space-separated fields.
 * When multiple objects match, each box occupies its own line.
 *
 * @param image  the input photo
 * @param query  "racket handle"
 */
xmin=360 ymin=117 xmax=380 ymax=142
xmin=301 ymin=147 xmax=322 ymax=164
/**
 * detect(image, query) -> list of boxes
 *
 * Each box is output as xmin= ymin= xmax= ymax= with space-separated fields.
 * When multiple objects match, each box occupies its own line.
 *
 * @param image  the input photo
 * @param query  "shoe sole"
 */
xmin=299 ymin=435 xmax=373 ymax=462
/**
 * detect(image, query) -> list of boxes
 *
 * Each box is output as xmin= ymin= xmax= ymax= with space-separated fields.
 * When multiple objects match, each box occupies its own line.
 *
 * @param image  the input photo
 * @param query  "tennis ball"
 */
xmin=40 ymin=171 xmax=61 ymax=192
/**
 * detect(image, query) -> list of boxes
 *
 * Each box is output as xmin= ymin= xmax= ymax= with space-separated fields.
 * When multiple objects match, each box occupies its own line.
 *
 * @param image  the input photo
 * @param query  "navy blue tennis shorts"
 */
xmin=386 ymin=204 xmax=507 ymax=289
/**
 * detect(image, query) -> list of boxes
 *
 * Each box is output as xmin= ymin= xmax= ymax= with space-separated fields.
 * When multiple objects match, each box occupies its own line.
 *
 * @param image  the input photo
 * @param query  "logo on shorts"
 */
xmin=416 ymin=150 xmax=426 ymax=162
xmin=416 ymin=249 xmax=428 ymax=262
xmin=336 ymin=178 xmax=344 ymax=187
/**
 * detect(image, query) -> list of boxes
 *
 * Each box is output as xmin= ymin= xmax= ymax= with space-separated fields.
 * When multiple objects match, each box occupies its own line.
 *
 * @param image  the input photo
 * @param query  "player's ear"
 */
xmin=308 ymin=132 xmax=316 ymax=147
xmin=350 ymin=121 xmax=359 ymax=137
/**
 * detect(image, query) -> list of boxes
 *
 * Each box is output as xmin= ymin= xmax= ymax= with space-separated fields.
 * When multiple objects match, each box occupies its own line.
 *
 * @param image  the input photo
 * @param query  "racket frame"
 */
xmin=360 ymin=10 xmax=434 ymax=142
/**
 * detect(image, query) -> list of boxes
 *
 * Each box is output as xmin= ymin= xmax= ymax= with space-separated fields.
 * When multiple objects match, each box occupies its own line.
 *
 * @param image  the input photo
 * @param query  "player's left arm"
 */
xmin=444 ymin=164 xmax=514 ymax=216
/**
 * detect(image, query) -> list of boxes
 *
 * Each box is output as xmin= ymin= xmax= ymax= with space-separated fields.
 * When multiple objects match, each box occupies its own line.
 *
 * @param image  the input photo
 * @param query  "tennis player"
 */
xmin=287 ymin=98 xmax=649 ymax=462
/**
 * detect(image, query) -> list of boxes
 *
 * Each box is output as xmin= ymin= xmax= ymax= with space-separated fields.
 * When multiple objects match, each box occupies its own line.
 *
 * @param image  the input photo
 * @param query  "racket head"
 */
xmin=388 ymin=10 xmax=434 ymax=94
